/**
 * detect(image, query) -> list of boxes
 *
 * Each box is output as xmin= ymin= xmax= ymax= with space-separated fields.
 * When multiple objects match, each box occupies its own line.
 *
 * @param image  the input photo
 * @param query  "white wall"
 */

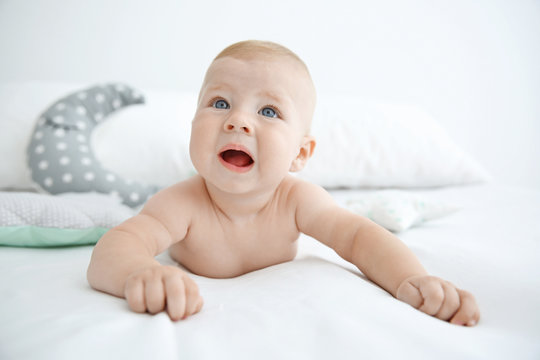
xmin=1 ymin=0 xmax=539 ymax=189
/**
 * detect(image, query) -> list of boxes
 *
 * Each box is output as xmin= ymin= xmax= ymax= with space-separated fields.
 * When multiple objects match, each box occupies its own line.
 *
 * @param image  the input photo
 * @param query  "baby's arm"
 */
xmin=87 ymin=184 xmax=203 ymax=321
xmin=294 ymin=181 xmax=480 ymax=326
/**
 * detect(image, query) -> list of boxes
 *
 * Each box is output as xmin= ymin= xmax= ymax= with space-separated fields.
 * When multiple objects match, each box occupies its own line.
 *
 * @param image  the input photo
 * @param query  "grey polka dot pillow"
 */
xmin=27 ymin=83 xmax=160 ymax=207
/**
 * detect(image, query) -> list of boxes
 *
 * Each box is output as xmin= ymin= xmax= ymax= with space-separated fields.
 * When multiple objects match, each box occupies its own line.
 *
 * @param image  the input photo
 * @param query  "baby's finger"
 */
xmin=194 ymin=296 xmax=204 ymax=314
xmin=450 ymin=289 xmax=479 ymax=326
xmin=418 ymin=279 xmax=445 ymax=316
xmin=164 ymin=274 xmax=186 ymax=321
xmin=124 ymin=278 xmax=146 ymax=313
xmin=396 ymin=281 xmax=423 ymax=309
xmin=435 ymin=282 xmax=460 ymax=321
xmin=183 ymin=279 xmax=202 ymax=318
xmin=145 ymin=276 xmax=165 ymax=314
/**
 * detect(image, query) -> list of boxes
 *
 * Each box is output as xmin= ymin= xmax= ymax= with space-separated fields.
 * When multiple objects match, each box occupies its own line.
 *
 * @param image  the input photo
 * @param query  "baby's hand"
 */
xmin=396 ymin=275 xmax=480 ymax=326
xmin=124 ymin=265 xmax=203 ymax=321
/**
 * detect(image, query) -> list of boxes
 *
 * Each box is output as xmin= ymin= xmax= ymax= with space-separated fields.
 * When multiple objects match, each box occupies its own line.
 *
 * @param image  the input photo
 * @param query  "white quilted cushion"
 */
xmin=347 ymin=190 xmax=459 ymax=232
xmin=0 ymin=191 xmax=134 ymax=247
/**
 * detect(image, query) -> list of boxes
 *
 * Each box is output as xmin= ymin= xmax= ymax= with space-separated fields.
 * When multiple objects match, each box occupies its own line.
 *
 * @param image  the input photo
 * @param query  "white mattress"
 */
xmin=1 ymin=184 xmax=539 ymax=360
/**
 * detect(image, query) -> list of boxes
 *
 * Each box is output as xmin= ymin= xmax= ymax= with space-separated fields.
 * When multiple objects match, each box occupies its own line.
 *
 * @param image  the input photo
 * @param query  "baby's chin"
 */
xmin=205 ymin=175 xmax=260 ymax=195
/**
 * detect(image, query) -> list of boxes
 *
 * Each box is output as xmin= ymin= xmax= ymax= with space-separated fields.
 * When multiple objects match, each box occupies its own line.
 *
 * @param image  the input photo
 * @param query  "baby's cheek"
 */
xmin=190 ymin=122 xmax=215 ymax=157
xmin=263 ymin=144 xmax=296 ymax=174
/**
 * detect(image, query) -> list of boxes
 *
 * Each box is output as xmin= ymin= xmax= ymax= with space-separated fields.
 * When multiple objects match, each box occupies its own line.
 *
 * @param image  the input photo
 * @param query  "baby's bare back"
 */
xmin=167 ymin=176 xmax=301 ymax=278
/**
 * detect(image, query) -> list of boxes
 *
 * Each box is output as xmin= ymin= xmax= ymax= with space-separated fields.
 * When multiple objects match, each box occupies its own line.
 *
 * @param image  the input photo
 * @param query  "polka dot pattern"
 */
xmin=27 ymin=83 xmax=159 ymax=207
xmin=0 ymin=191 xmax=134 ymax=229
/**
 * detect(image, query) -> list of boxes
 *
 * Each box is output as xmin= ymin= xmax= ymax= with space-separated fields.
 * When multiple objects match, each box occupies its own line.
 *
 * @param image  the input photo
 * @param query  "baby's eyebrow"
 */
xmin=198 ymin=84 xmax=230 ymax=105
xmin=204 ymin=84 xmax=229 ymax=94
xmin=257 ymin=91 xmax=289 ymax=106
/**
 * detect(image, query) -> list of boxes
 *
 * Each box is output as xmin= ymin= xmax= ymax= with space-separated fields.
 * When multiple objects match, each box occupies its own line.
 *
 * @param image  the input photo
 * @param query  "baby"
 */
xmin=87 ymin=40 xmax=480 ymax=325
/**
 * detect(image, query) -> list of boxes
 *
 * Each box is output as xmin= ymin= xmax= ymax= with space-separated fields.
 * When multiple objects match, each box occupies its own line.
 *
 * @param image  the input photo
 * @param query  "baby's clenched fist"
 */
xmin=396 ymin=275 xmax=480 ymax=326
xmin=124 ymin=265 xmax=203 ymax=321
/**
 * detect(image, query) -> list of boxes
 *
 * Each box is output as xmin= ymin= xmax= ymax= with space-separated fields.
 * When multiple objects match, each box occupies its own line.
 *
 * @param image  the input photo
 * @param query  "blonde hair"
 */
xmin=214 ymin=40 xmax=311 ymax=75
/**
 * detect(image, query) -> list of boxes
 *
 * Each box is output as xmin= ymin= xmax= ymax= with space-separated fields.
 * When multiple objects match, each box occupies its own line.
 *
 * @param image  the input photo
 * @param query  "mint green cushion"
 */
xmin=0 ymin=191 xmax=134 ymax=247
xmin=0 ymin=226 xmax=109 ymax=247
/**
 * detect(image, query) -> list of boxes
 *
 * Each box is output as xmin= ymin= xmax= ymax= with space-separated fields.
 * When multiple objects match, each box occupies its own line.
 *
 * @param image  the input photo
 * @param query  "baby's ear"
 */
xmin=290 ymin=136 xmax=316 ymax=172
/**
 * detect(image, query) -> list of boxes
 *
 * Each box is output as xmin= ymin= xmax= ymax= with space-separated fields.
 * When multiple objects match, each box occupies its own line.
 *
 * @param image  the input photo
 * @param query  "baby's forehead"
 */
xmin=208 ymin=55 xmax=308 ymax=78
xmin=204 ymin=56 xmax=314 ymax=98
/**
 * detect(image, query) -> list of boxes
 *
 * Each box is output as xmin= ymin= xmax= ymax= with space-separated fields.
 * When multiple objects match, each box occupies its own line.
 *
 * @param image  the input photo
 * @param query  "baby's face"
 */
xmin=190 ymin=55 xmax=315 ymax=194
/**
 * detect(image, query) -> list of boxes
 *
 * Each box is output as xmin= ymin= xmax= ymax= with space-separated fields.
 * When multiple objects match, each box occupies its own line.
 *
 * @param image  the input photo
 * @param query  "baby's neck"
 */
xmin=202 ymin=178 xmax=279 ymax=222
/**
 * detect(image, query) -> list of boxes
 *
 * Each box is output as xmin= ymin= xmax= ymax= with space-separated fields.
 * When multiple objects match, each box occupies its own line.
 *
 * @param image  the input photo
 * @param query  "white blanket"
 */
xmin=1 ymin=184 xmax=539 ymax=359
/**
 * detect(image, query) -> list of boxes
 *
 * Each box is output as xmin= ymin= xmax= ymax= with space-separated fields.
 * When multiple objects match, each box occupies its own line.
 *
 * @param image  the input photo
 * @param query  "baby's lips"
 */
xmin=218 ymin=143 xmax=254 ymax=160
xmin=221 ymin=150 xmax=253 ymax=167
xmin=217 ymin=143 xmax=255 ymax=173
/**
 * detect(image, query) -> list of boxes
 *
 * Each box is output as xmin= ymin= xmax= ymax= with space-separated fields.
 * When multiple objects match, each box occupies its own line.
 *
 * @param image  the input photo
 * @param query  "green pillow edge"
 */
xmin=0 ymin=225 xmax=110 ymax=247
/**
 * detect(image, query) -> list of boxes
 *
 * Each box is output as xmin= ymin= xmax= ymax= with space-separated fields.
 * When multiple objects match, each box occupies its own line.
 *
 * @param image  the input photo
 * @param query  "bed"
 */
xmin=1 ymin=184 xmax=539 ymax=359
xmin=1 ymin=82 xmax=539 ymax=360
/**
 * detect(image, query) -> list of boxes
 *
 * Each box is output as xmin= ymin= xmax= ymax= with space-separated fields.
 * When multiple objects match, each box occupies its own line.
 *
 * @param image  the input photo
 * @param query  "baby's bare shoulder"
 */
xmin=285 ymin=176 xmax=334 ymax=205
xmin=141 ymin=175 xmax=208 ymax=223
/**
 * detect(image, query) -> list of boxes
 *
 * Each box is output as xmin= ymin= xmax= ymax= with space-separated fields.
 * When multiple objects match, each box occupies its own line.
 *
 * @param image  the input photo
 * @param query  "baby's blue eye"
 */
xmin=213 ymin=99 xmax=229 ymax=109
xmin=259 ymin=107 xmax=277 ymax=118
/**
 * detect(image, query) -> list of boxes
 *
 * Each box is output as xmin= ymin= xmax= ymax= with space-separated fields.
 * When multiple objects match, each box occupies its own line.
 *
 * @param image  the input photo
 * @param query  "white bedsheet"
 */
xmin=1 ymin=184 xmax=539 ymax=360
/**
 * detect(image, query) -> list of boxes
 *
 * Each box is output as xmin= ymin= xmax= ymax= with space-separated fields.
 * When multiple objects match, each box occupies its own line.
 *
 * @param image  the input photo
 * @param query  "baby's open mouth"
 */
xmin=220 ymin=149 xmax=254 ymax=168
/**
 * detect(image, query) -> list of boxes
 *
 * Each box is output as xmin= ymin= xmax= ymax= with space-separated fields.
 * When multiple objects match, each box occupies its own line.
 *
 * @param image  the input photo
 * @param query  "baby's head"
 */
xmin=190 ymin=40 xmax=317 ymax=194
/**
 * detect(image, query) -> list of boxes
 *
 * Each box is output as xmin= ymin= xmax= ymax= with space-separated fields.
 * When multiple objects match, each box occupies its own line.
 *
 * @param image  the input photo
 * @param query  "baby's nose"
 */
xmin=224 ymin=116 xmax=252 ymax=134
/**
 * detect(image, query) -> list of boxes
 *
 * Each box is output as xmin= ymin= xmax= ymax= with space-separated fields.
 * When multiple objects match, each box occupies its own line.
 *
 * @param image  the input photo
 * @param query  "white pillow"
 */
xmin=91 ymin=90 xmax=197 ymax=187
xmin=346 ymin=190 xmax=459 ymax=232
xmin=0 ymin=82 xmax=490 ymax=190
xmin=298 ymin=95 xmax=491 ymax=188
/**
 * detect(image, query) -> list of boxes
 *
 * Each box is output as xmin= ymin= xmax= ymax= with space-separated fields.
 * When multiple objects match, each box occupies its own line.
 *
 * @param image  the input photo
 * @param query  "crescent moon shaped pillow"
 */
xmin=27 ymin=83 xmax=160 ymax=207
